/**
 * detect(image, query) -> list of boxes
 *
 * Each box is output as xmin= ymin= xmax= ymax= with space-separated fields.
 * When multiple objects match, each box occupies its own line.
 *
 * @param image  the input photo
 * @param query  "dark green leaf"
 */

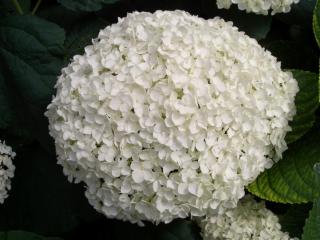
xmin=37 ymin=5 xmax=88 ymax=30
xmin=57 ymin=0 xmax=120 ymax=12
xmin=0 ymin=0 xmax=31 ymax=15
xmin=0 ymin=15 xmax=65 ymax=150
xmin=0 ymin=230 xmax=61 ymax=240
xmin=0 ymin=14 xmax=65 ymax=106
xmin=0 ymin=73 xmax=13 ymax=128
xmin=314 ymin=0 xmax=320 ymax=48
xmin=0 ymin=145 xmax=100 ymax=235
xmin=114 ymin=221 xmax=154 ymax=240
xmin=279 ymin=204 xmax=312 ymax=238
xmin=157 ymin=220 xmax=201 ymax=240
xmin=19 ymin=0 xmax=31 ymax=13
xmin=248 ymin=125 xmax=320 ymax=204
xmin=115 ymin=219 xmax=201 ymax=240
xmin=0 ymin=70 xmax=33 ymax=138
xmin=301 ymin=162 xmax=320 ymax=240
xmin=64 ymin=18 xmax=107 ymax=60
xmin=286 ymin=70 xmax=319 ymax=143
xmin=264 ymin=40 xmax=318 ymax=72
xmin=302 ymin=199 xmax=320 ymax=240
xmin=314 ymin=162 xmax=320 ymax=186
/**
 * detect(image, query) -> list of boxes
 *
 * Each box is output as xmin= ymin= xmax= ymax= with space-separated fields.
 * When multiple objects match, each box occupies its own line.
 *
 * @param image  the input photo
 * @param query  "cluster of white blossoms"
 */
xmin=46 ymin=10 xmax=298 ymax=224
xmin=216 ymin=0 xmax=300 ymax=15
xmin=199 ymin=196 xmax=297 ymax=240
xmin=0 ymin=141 xmax=16 ymax=204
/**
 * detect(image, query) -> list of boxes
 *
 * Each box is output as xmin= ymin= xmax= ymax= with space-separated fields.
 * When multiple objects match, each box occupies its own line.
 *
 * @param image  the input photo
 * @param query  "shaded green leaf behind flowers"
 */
xmin=285 ymin=70 xmax=319 ymax=144
xmin=248 ymin=125 xmax=320 ymax=203
xmin=57 ymin=0 xmax=121 ymax=12
xmin=313 ymin=0 xmax=320 ymax=48
xmin=0 ymin=15 xmax=65 ymax=151
xmin=301 ymin=163 xmax=320 ymax=240
xmin=0 ymin=230 xmax=62 ymax=240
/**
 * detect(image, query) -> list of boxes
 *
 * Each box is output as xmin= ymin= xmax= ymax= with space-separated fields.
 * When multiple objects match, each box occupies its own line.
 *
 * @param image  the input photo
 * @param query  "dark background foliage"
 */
xmin=0 ymin=0 xmax=319 ymax=239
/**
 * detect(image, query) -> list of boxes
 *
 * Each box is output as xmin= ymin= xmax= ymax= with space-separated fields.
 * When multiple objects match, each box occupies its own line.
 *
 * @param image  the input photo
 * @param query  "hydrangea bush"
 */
xmin=0 ymin=141 xmax=15 ymax=204
xmin=46 ymin=10 xmax=298 ymax=224
xmin=0 ymin=0 xmax=319 ymax=239
xmin=216 ymin=0 xmax=301 ymax=15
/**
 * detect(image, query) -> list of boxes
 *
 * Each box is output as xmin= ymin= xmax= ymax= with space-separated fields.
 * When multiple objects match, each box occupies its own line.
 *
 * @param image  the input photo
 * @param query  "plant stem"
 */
xmin=31 ymin=0 xmax=42 ymax=15
xmin=10 ymin=0 xmax=23 ymax=14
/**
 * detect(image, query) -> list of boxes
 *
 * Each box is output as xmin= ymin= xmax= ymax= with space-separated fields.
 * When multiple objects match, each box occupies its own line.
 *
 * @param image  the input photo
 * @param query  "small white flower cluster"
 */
xmin=216 ymin=0 xmax=300 ymax=15
xmin=46 ymin=10 xmax=298 ymax=224
xmin=199 ymin=196 xmax=297 ymax=240
xmin=0 ymin=141 xmax=16 ymax=204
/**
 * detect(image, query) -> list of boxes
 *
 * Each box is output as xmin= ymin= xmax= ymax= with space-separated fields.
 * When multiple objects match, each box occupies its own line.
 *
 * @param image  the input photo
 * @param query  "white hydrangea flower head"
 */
xmin=199 ymin=196 xmax=298 ymax=240
xmin=216 ymin=0 xmax=300 ymax=15
xmin=0 ymin=141 xmax=16 ymax=204
xmin=46 ymin=10 xmax=298 ymax=224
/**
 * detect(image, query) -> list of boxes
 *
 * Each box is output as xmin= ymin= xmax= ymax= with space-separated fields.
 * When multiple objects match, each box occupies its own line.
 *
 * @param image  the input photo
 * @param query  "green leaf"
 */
xmin=157 ymin=220 xmax=201 ymax=240
xmin=279 ymin=204 xmax=312 ymax=238
xmin=0 ymin=231 xmax=61 ymax=240
xmin=314 ymin=162 xmax=320 ymax=192
xmin=0 ymin=145 xmax=100 ymax=235
xmin=64 ymin=18 xmax=107 ymax=60
xmin=301 ymin=163 xmax=320 ymax=240
xmin=0 ymin=73 xmax=13 ymax=128
xmin=0 ymin=15 xmax=65 ymax=150
xmin=313 ymin=0 xmax=320 ymax=48
xmin=0 ymin=71 xmax=33 ymax=139
xmin=285 ymin=70 xmax=319 ymax=144
xmin=37 ymin=5 xmax=88 ymax=30
xmin=19 ymin=0 xmax=31 ymax=13
xmin=0 ymin=15 xmax=65 ymax=100
xmin=264 ymin=40 xmax=318 ymax=72
xmin=302 ymin=199 xmax=320 ymax=240
xmin=248 ymin=126 xmax=320 ymax=204
xmin=0 ymin=0 xmax=31 ymax=15
xmin=115 ymin=219 xmax=201 ymax=240
xmin=57 ymin=0 xmax=120 ymax=12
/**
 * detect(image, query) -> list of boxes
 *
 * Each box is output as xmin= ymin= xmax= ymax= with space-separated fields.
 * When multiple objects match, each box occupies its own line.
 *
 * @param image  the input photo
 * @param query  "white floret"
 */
xmin=46 ymin=10 xmax=298 ymax=224
xmin=216 ymin=0 xmax=300 ymax=15
xmin=199 ymin=196 xmax=298 ymax=240
xmin=0 ymin=141 xmax=16 ymax=204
